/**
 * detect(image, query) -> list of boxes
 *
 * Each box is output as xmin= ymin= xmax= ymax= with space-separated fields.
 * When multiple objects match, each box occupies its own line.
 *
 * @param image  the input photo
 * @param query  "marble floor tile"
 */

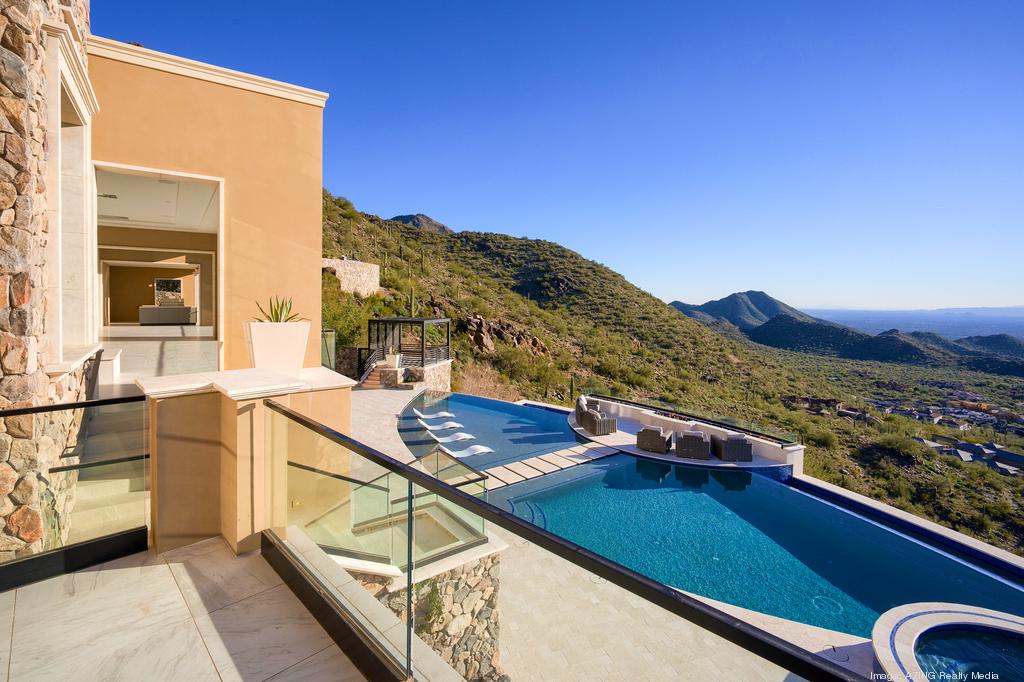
xmin=157 ymin=535 xmax=229 ymax=564
xmin=0 ymin=590 xmax=14 ymax=682
xmin=168 ymin=545 xmax=282 ymax=615
xmin=268 ymin=644 xmax=365 ymax=682
xmin=10 ymin=565 xmax=192 ymax=678
xmin=195 ymin=583 xmax=332 ymax=681
xmin=15 ymin=613 xmax=218 ymax=682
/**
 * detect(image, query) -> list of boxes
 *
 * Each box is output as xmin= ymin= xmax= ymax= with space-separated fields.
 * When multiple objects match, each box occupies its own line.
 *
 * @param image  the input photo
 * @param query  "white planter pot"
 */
xmin=245 ymin=320 xmax=310 ymax=376
xmin=385 ymin=353 xmax=401 ymax=369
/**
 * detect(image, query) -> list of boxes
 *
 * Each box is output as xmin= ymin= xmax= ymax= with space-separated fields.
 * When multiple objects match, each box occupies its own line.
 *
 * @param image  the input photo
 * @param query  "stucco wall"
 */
xmin=88 ymin=52 xmax=325 ymax=369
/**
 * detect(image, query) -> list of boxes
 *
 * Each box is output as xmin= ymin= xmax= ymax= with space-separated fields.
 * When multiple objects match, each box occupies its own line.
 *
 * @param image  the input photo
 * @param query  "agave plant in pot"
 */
xmin=244 ymin=296 xmax=310 ymax=376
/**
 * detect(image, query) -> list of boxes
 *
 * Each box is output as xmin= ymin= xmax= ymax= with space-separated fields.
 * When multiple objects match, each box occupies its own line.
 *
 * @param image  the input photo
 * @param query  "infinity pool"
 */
xmin=399 ymin=392 xmax=579 ymax=469
xmin=488 ymin=455 xmax=1024 ymax=638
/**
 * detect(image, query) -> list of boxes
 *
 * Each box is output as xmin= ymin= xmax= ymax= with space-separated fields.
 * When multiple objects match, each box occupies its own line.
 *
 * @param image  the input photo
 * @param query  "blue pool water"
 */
xmin=399 ymin=392 xmax=580 ymax=470
xmin=915 ymin=628 xmax=1024 ymax=680
xmin=488 ymin=456 xmax=1024 ymax=638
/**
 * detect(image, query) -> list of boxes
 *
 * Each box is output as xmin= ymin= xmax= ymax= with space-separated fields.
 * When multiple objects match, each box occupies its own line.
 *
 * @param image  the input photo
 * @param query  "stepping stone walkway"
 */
xmin=481 ymin=441 xmax=621 ymax=491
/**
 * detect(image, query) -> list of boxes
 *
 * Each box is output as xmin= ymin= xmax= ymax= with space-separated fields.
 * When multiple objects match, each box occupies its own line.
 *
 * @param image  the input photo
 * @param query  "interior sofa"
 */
xmin=139 ymin=305 xmax=197 ymax=325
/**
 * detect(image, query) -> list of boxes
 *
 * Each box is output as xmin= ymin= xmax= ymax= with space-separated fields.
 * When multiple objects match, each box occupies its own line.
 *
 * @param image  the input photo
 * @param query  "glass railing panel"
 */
xmin=276 ymin=410 xmax=393 ymax=564
xmin=266 ymin=406 xmax=412 ymax=677
xmin=49 ymin=457 xmax=148 ymax=547
xmin=0 ymin=397 xmax=148 ymax=565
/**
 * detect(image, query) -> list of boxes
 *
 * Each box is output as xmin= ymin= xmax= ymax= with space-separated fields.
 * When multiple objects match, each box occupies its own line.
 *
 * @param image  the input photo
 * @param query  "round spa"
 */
xmin=872 ymin=602 xmax=1024 ymax=681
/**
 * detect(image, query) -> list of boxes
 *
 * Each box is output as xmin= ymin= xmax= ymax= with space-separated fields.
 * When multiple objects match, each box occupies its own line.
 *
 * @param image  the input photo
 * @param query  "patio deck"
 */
xmin=0 ymin=536 xmax=363 ymax=681
xmin=350 ymin=386 xmax=424 ymax=463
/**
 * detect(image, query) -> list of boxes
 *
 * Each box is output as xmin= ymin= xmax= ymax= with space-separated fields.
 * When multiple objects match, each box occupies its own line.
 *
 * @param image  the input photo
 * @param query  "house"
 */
xmin=0 ymin=3 xmax=1017 ymax=681
xmin=936 ymin=416 xmax=972 ymax=431
xmin=912 ymin=437 xmax=944 ymax=452
xmin=943 ymin=448 xmax=975 ymax=463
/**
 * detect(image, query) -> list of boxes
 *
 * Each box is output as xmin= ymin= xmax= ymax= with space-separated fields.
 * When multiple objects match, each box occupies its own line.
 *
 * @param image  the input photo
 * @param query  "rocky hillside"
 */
xmin=321 ymin=191 xmax=1024 ymax=555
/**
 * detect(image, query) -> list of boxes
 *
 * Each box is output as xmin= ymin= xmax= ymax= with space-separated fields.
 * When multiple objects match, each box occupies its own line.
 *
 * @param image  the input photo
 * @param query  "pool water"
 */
xmin=399 ymin=392 xmax=580 ymax=470
xmin=488 ymin=456 xmax=1024 ymax=638
xmin=915 ymin=628 xmax=1024 ymax=680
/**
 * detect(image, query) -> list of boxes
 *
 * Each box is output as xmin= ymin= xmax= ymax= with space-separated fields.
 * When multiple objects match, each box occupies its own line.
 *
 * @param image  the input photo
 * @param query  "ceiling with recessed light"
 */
xmin=96 ymin=169 xmax=219 ymax=233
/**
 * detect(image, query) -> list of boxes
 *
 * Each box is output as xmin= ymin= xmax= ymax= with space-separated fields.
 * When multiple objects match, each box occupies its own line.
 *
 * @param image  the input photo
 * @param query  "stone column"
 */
xmin=0 ymin=0 xmax=94 ymax=561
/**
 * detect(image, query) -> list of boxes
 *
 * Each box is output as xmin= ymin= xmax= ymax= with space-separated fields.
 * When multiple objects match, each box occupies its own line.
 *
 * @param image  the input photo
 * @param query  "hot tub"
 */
xmin=873 ymin=602 xmax=1024 ymax=681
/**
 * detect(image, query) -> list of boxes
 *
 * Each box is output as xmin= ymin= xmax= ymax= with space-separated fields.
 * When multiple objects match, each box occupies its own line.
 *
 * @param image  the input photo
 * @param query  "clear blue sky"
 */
xmin=93 ymin=1 xmax=1023 ymax=309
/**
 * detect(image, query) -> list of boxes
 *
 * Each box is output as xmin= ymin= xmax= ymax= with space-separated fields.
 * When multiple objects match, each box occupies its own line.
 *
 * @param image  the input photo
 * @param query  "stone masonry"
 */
xmin=405 ymin=360 xmax=452 ymax=392
xmin=0 ymin=1 xmax=96 ymax=561
xmin=355 ymin=553 xmax=506 ymax=681
xmin=321 ymin=257 xmax=380 ymax=297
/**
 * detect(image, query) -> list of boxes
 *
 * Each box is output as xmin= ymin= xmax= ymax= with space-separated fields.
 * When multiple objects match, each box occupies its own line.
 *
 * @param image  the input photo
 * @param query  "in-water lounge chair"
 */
xmin=427 ymin=431 xmax=475 ymax=444
xmin=414 ymin=407 xmax=455 ymax=419
xmin=417 ymin=419 xmax=464 ymax=431
xmin=440 ymin=444 xmax=494 ymax=459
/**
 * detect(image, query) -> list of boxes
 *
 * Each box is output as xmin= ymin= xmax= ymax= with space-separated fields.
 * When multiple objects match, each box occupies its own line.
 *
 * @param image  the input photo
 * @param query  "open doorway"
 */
xmin=95 ymin=164 xmax=222 ymax=387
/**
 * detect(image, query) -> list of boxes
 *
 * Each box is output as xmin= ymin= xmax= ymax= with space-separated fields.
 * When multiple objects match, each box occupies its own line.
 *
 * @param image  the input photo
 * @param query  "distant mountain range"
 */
xmin=672 ymin=291 xmax=1024 ymax=377
xmin=805 ymin=306 xmax=1024 ymax=339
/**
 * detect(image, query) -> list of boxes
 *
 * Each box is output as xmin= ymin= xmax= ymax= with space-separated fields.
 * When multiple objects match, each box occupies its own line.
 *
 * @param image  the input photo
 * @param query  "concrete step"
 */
xmin=65 ymin=491 xmax=147 ymax=545
xmin=86 ymin=406 xmax=145 ymax=433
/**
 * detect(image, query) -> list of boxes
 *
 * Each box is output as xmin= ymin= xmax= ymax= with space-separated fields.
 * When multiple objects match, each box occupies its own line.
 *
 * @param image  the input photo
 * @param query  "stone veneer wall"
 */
xmin=405 ymin=360 xmax=452 ymax=392
xmin=321 ymin=258 xmax=380 ymax=297
xmin=354 ymin=553 xmax=506 ymax=681
xmin=0 ymin=0 xmax=96 ymax=561
xmin=334 ymin=346 xmax=359 ymax=380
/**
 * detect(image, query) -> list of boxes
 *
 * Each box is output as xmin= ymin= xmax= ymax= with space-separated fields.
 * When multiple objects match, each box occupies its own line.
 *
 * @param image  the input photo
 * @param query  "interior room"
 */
xmin=96 ymin=166 xmax=221 ymax=388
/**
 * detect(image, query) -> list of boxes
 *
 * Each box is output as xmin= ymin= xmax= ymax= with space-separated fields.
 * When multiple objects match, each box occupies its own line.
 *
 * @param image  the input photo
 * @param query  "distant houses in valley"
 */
xmin=912 ymin=437 xmax=1022 ymax=476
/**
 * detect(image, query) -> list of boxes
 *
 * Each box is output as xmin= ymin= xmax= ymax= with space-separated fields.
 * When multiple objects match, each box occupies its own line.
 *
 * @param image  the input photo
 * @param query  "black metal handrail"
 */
xmin=357 ymin=347 xmax=384 ymax=378
xmin=263 ymin=398 xmax=861 ymax=682
xmin=0 ymin=394 xmax=145 ymax=418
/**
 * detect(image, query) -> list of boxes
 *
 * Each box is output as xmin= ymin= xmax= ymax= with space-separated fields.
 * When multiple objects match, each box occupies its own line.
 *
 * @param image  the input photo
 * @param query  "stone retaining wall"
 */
xmin=334 ymin=346 xmax=360 ymax=379
xmin=406 ymin=360 xmax=452 ymax=392
xmin=355 ymin=553 xmax=506 ymax=681
xmin=321 ymin=258 xmax=380 ymax=297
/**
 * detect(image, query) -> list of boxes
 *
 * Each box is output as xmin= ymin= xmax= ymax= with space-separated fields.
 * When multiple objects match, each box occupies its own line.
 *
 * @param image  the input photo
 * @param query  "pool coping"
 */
xmin=871 ymin=602 xmax=1024 ymax=681
xmin=790 ymin=474 xmax=1024 ymax=579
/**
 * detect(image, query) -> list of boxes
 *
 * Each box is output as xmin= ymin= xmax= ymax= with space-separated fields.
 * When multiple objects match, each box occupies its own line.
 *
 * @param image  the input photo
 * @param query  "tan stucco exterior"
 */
xmin=89 ymin=51 xmax=325 ymax=368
